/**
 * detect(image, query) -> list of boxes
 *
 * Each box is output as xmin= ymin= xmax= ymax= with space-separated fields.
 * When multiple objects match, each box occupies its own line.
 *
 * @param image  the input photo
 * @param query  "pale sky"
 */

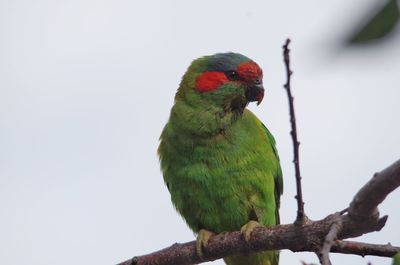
xmin=1 ymin=1 xmax=399 ymax=265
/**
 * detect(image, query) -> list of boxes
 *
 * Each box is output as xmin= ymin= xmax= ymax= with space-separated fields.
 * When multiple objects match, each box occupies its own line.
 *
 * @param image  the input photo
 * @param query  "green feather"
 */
xmin=158 ymin=53 xmax=283 ymax=265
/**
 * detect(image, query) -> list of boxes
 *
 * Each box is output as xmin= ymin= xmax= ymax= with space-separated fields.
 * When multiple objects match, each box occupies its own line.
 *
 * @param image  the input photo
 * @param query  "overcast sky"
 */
xmin=1 ymin=1 xmax=399 ymax=265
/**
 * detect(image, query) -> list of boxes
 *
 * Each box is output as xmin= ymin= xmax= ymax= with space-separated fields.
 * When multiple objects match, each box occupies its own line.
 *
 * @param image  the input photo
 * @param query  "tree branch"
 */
xmin=348 ymin=159 xmax=400 ymax=221
xmin=319 ymin=213 xmax=343 ymax=265
xmin=117 ymin=159 xmax=400 ymax=265
xmin=283 ymin=38 xmax=307 ymax=225
xmin=331 ymin=240 xmax=400 ymax=257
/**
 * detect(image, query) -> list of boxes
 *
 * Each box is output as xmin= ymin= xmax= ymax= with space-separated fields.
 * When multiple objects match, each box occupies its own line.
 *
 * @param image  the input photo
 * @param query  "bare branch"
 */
xmin=118 ymin=240 xmax=400 ymax=265
xmin=117 ymin=211 xmax=393 ymax=265
xmin=319 ymin=213 xmax=343 ymax=265
xmin=348 ymin=159 xmax=400 ymax=221
xmin=117 ymin=158 xmax=400 ymax=265
xmin=331 ymin=241 xmax=400 ymax=257
xmin=282 ymin=38 xmax=307 ymax=225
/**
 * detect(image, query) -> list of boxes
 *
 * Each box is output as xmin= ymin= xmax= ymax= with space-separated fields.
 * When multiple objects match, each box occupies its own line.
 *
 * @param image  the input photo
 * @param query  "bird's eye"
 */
xmin=226 ymin=71 xmax=239 ymax=81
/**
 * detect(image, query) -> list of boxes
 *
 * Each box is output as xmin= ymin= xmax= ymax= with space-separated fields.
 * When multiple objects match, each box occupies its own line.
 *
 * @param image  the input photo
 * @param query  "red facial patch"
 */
xmin=237 ymin=61 xmax=263 ymax=80
xmin=195 ymin=72 xmax=229 ymax=92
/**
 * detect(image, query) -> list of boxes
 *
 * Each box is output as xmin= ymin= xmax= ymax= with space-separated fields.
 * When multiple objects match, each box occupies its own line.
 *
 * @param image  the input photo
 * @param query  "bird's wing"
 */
xmin=261 ymin=123 xmax=283 ymax=225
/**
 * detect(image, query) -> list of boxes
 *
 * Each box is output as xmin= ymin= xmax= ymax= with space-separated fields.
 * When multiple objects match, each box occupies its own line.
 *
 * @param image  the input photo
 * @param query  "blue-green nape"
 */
xmin=207 ymin=52 xmax=251 ymax=72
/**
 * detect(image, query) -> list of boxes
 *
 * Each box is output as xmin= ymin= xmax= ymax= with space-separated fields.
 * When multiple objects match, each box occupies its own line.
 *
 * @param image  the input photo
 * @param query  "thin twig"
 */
xmin=283 ymin=38 xmax=307 ymax=224
xmin=331 ymin=240 xmax=400 ymax=257
xmin=316 ymin=252 xmax=328 ymax=265
xmin=319 ymin=213 xmax=343 ymax=265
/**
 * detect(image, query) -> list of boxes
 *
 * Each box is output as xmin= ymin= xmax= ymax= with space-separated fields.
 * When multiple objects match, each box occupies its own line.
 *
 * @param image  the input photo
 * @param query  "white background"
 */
xmin=1 ymin=1 xmax=399 ymax=264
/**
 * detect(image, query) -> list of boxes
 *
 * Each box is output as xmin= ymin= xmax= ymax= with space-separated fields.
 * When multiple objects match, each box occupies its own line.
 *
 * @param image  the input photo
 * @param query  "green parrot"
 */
xmin=158 ymin=53 xmax=283 ymax=265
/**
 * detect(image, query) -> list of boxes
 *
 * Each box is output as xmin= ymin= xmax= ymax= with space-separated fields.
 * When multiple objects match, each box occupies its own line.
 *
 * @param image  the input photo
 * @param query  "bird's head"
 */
xmin=176 ymin=52 xmax=264 ymax=114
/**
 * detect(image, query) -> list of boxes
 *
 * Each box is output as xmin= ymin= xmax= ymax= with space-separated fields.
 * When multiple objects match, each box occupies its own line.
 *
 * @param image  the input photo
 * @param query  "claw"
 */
xmin=240 ymin=220 xmax=262 ymax=242
xmin=196 ymin=229 xmax=215 ymax=258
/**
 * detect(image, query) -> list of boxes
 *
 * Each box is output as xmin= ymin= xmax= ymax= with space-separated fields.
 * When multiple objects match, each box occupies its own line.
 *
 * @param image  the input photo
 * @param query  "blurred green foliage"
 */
xmin=349 ymin=0 xmax=399 ymax=44
xmin=393 ymin=252 xmax=400 ymax=265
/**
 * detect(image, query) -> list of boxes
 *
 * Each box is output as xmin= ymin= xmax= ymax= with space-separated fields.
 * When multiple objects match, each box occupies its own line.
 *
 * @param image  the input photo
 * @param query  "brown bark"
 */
xmin=117 ymin=159 xmax=400 ymax=265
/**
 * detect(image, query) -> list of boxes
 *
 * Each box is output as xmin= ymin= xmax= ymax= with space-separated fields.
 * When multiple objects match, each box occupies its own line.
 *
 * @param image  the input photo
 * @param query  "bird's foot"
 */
xmin=196 ymin=229 xmax=215 ymax=258
xmin=240 ymin=220 xmax=263 ymax=242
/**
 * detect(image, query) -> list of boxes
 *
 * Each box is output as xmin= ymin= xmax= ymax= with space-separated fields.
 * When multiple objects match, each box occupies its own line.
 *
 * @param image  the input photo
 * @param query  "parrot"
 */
xmin=158 ymin=52 xmax=283 ymax=265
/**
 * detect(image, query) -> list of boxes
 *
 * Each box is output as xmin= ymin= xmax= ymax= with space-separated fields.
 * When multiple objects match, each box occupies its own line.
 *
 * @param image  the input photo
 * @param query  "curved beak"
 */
xmin=245 ymin=84 xmax=265 ymax=105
